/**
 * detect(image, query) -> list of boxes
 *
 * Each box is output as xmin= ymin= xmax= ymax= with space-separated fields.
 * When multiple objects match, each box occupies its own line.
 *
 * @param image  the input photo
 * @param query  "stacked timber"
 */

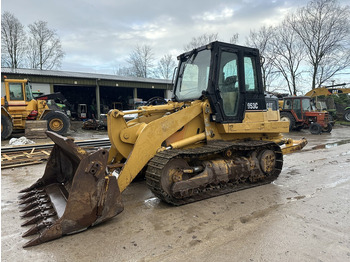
xmin=25 ymin=120 xmax=48 ymax=139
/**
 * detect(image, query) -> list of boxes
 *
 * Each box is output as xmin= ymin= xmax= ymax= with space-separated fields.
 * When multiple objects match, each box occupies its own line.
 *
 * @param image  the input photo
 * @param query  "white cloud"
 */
xmin=130 ymin=21 xmax=168 ymax=40
xmin=193 ymin=7 xmax=234 ymax=21
xmin=3 ymin=0 xmax=348 ymax=81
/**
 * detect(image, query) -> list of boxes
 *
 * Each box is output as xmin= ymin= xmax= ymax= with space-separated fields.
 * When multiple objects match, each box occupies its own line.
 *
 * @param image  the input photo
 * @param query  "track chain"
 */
xmin=145 ymin=140 xmax=283 ymax=205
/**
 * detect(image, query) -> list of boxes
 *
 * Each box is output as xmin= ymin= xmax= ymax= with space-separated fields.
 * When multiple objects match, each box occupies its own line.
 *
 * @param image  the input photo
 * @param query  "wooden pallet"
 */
xmin=1 ymin=148 xmax=51 ymax=169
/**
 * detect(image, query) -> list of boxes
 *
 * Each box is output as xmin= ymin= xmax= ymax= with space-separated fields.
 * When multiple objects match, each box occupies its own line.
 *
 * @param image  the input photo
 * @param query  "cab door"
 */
xmin=5 ymin=80 xmax=27 ymax=107
xmin=292 ymin=98 xmax=303 ymax=120
xmin=217 ymin=51 xmax=241 ymax=119
xmin=209 ymin=42 xmax=266 ymax=124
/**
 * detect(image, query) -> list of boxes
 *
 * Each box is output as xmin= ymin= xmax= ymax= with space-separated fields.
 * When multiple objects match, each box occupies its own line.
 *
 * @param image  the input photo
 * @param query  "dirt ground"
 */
xmin=1 ymin=121 xmax=107 ymax=148
xmin=1 ymin=124 xmax=350 ymax=261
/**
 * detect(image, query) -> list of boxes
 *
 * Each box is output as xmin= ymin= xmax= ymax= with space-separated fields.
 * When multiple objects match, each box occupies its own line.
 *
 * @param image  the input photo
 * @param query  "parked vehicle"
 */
xmin=280 ymin=96 xmax=332 ymax=134
xmin=1 ymin=78 xmax=70 ymax=140
xmin=19 ymin=41 xmax=307 ymax=247
xmin=305 ymin=84 xmax=350 ymax=122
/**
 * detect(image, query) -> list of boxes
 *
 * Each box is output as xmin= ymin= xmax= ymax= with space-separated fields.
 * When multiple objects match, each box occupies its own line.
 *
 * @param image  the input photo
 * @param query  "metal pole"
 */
xmin=133 ymin=87 xmax=137 ymax=100
xmin=96 ymin=79 xmax=101 ymax=120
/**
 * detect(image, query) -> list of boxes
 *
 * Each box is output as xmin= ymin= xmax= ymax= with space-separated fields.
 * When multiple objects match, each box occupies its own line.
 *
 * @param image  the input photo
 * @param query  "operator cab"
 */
xmin=4 ymin=79 xmax=34 ymax=106
xmin=173 ymin=41 xmax=266 ymax=123
xmin=283 ymin=96 xmax=315 ymax=121
xmin=265 ymin=93 xmax=279 ymax=111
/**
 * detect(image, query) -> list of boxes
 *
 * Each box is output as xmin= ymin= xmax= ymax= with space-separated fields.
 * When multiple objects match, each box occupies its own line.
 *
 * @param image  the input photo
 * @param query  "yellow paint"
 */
xmin=170 ymin=132 xmax=206 ymax=149
xmin=1 ymin=79 xmax=51 ymax=130
xmin=281 ymin=138 xmax=308 ymax=154
xmin=108 ymin=101 xmax=204 ymax=192
xmin=106 ymin=99 xmax=307 ymax=193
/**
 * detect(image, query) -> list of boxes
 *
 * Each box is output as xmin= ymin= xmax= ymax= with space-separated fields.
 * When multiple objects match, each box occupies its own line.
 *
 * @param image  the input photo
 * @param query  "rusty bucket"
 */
xmin=19 ymin=131 xmax=123 ymax=247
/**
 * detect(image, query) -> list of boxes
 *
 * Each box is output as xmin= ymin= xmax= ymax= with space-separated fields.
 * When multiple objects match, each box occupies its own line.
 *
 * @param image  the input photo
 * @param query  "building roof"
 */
xmin=1 ymin=67 xmax=172 ymax=85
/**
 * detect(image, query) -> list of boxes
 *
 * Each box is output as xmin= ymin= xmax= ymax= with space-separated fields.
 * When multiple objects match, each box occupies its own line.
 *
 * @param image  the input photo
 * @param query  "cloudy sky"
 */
xmin=2 ymin=0 xmax=348 ymax=78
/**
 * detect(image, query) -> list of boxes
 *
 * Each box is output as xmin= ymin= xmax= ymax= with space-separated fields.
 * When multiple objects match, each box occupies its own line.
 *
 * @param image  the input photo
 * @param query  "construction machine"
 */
xmin=344 ymin=107 xmax=350 ymax=122
xmin=265 ymin=93 xmax=279 ymax=111
xmin=35 ymin=92 xmax=73 ymax=118
xmin=1 ymin=78 xmax=70 ymax=140
xmin=304 ymin=83 xmax=350 ymax=97
xmin=305 ymin=84 xmax=350 ymax=122
xmin=280 ymin=96 xmax=332 ymax=134
xmin=19 ymin=41 xmax=307 ymax=248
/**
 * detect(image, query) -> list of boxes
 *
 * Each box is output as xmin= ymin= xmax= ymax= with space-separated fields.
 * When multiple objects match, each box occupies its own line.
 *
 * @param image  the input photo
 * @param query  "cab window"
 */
xmin=175 ymin=49 xmax=211 ymax=101
xmin=293 ymin=99 xmax=302 ymax=119
xmin=244 ymin=57 xmax=258 ymax=92
xmin=302 ymin=99 xmax=311 ymax=112
xmin=25 ymin=82 xmax=34 ymax=101
xmin=283 ymin=99 xmax=292 ymax=109
xmin=218 ymin=52 xmax=239 ymax=117
xmin=9 ymin=83 xmax=24 ymax=100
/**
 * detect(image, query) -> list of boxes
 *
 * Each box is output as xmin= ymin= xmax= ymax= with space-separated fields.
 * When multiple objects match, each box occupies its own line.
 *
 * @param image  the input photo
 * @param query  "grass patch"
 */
xmin=335 ymin=121 xmax=350 ymax=126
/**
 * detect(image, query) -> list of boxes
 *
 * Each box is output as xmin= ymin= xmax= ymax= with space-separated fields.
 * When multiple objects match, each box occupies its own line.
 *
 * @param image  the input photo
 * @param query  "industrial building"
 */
xmin=1 ymin=67 xmax=172 ymax=119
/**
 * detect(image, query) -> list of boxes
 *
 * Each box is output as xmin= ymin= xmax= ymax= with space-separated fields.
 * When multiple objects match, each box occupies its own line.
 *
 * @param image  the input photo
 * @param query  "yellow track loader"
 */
xmin=19 ymin=41 xmax=307 ymax=247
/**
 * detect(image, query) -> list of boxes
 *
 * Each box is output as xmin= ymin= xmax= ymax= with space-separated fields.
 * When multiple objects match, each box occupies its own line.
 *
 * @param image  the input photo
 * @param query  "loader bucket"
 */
xmin=19 ymin=131 xmax=124 ymax=248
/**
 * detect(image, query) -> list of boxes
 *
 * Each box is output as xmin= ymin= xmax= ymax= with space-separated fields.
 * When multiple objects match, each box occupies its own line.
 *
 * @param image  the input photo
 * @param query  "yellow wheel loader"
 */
xmin=19 ymin=41 xmax=307 ymax=247
xmin=305 ymin=84 xmax=350 ymax=122
xmin=1 ymin=78 xmax=70 ymax=140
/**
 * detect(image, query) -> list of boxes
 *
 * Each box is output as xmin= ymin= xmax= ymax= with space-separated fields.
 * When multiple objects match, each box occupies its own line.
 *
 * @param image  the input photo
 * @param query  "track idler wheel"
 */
xmin=258 ymin=149 xmax=276 ymax=174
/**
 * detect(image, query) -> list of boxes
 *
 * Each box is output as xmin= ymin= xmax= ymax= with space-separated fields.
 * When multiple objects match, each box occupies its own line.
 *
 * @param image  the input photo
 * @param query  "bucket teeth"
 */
xmin=21 ymin=203 xmax=53 ymax=218
xmin=19 ymin=180 xmax=45 ymax=194
xmin=22 ymin=221 xmax=53 ymax=237
xmin=21 ymin=210 xmax=57 ymax=227
xmin=19 ymin=198 xmax=50 ymax=212
xmin=19 ymin=194 xmax=47 ymax=205
xmin=18 ymin=134 xmax=124 ymax=248
xmin=23 ymin=237 xmax=44 ymax=248
xmin=19 ymin=189 xmax=44 ymax=200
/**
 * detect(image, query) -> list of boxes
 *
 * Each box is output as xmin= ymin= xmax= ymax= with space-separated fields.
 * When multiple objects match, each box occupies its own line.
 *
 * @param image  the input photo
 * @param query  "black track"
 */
xmin=145 ymin=140 xmax=283 ymax=205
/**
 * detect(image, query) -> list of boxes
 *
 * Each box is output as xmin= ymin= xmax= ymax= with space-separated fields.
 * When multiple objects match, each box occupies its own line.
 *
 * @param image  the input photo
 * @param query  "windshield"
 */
xmin=302 ymin=98 xmax=313 ymax=111
xmin=9 ymin=83 xmax=24 ymax=100
xmin=25 ymin=82 xmax=34 ymax=101
xmin=175 ymin=49 xmax=211 ymax=101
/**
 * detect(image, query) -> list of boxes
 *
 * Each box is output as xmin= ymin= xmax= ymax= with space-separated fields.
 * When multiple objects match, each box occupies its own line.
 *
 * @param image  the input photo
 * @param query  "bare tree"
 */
xmin=246 ymin=26 xmax=277 ymax=91
xmin=114 ymin=65 xmax=134 ymax=77
xmin=184 ymin=33 xmax=219 ymax=51
xmin=27 ymin=20 xmax=64 ymax=70
xmin=127 ymin=44 xmax=155 ymax=78
xmin=229 ymin=33 xmax=239 ymax=44
xmin=155 ymin=54 xmax=176 ymax=79
xmin=1 ymin=12 xmax=27 ymax=68
xmin=288 ymin=0 xmax=350 ymax=89
xmin=270 ymin=20 xmax=306 ymax=95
